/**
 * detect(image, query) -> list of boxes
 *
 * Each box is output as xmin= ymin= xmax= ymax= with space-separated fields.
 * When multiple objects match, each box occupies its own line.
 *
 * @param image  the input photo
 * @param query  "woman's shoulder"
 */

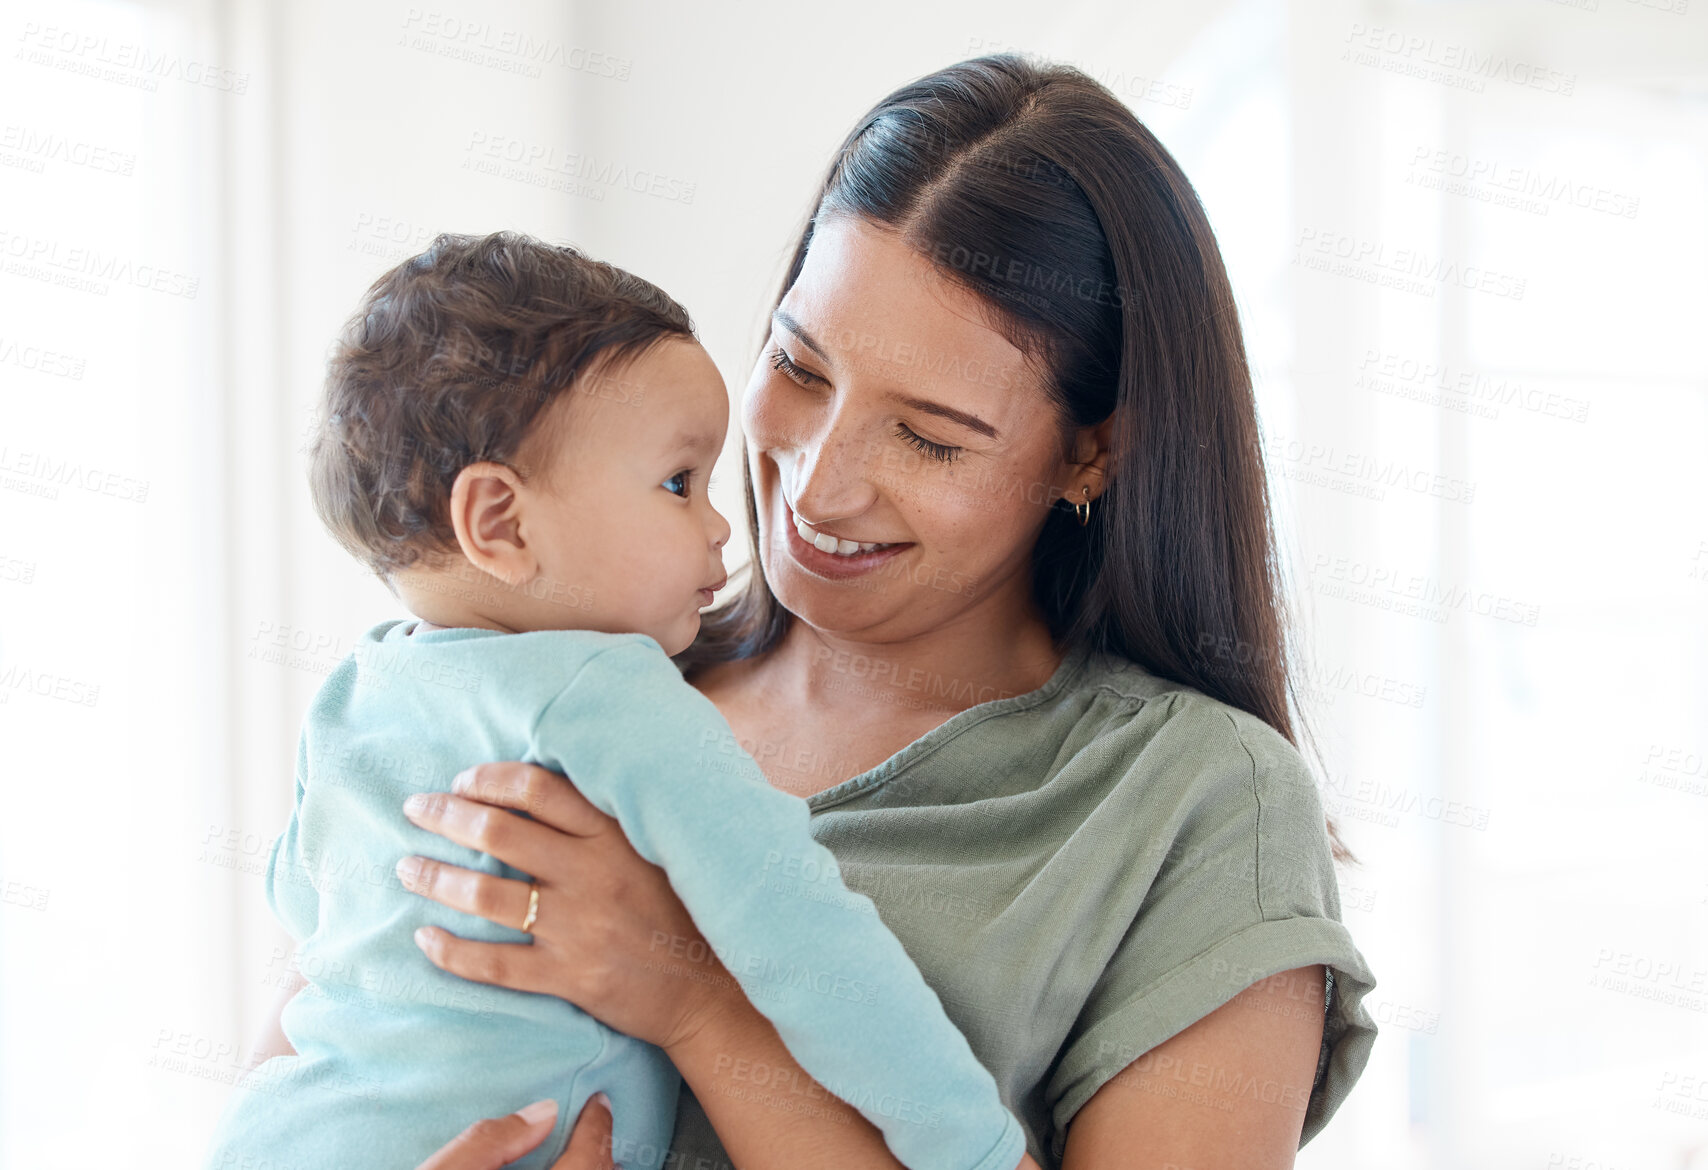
xmin=1076 ymin=649 xmax=1307 ymax=769
xmin=1063 ymin=650 xmax=1343 ymax=924
xmin=1070 ymin=649 xmax=1324 ymax=837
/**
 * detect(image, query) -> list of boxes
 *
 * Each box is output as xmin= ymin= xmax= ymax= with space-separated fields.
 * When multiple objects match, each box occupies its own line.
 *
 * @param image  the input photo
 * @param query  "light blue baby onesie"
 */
xmin=202 ymin=619 xmax=1025 ymax=1170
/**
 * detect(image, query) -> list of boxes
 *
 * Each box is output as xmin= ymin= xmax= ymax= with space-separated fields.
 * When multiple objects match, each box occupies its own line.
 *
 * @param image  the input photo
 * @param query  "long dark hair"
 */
xmin=676 ymin=54 xmax=1349 ymax=861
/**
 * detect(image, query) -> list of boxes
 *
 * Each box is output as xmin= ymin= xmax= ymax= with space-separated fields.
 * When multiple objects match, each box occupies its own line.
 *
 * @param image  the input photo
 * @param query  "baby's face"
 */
xmin=514 ymin=336 xmax=732 ymax=655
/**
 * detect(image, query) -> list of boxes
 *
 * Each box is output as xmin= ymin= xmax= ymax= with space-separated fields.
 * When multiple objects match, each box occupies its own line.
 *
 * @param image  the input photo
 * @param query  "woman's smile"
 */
xmin=780 ymin=498 xmax=913 ymax=580
xmin=792 ymin=511 xmax=900 ymax=555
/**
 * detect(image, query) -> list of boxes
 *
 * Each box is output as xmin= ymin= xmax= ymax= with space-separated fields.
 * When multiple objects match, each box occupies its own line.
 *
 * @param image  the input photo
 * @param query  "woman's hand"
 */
xmin=416 ymin=1094 xmax=615 ymax=1170
xmin=395 ymin=762 xmax=739 ymax=1052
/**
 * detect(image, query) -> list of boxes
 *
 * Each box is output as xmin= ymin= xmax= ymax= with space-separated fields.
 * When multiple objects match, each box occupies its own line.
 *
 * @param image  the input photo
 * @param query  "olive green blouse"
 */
xmin=664 ymin=640 xmax=1378 ymax=1168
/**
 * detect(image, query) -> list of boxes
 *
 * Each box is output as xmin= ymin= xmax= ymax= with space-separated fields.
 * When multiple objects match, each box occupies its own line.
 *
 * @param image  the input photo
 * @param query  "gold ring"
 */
xmin=520 ymin=883 xmax=539 ymax=933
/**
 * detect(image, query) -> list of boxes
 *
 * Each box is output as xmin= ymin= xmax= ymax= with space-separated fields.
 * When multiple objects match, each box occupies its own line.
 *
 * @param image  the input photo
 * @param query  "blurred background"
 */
xmin=1 ymin=0 xmax=1705 ymax=1166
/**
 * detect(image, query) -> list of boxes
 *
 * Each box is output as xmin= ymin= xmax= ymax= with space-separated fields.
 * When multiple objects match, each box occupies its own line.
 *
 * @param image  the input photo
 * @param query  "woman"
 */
xmin=349 ymin=52 xmax=1376 ymax=1168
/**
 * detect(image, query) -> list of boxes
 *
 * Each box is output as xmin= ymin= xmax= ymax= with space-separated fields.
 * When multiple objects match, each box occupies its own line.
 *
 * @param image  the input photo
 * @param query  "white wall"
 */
xmin=1 ymin=0 xmax=1704 ymax=1166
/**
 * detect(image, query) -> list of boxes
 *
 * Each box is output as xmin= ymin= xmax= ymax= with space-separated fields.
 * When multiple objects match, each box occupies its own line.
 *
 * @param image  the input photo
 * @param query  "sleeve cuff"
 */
xmin=963 ymin=1110 xmax=1026 ymax=1170
xmin=1047 ymin=915 xmax=1378 ymax=1162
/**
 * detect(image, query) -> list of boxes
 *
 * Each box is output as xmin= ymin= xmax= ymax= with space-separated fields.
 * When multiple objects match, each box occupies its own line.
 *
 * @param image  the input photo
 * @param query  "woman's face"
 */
xmin=741 ymin=213 xmax=1091 ymax=643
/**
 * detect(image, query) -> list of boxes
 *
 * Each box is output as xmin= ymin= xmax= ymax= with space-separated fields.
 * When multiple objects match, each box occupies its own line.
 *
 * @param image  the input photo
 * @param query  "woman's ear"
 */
xmin=1067 ymin=414 xmax=1115 ymax=502
xmin=448 ymin=462 xmax=536 ymax=586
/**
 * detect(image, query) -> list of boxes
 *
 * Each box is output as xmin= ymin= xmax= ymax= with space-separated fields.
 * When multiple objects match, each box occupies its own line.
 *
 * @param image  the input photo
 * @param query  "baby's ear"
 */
xmin=448 ymin=462 xmax=535 ymax=586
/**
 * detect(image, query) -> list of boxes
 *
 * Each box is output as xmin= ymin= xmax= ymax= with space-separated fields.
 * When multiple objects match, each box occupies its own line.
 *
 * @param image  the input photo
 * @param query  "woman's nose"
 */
xmin=782 ymin=440 xmax=881 ymax=526
xmin=785 ymin=421 xmax=883 ymax=524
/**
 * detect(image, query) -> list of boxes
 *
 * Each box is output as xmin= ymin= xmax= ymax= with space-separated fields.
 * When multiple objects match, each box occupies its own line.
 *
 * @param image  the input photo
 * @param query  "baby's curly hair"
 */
xmin=308 ymin=230 xmax=693 ymax=578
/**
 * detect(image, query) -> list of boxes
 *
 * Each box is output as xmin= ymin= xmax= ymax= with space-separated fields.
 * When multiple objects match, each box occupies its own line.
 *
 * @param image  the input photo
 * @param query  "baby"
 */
xmin=200 ymin=231 xmax=1025 ymax=1170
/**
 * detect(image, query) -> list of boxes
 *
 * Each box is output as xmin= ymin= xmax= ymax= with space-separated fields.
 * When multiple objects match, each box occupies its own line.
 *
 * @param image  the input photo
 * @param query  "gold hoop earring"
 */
xmin=1074 ymin=485 xmax=1092 ymax=527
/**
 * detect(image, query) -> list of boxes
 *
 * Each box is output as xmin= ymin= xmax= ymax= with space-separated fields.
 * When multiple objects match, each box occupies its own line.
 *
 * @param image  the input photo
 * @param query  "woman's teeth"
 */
xmin=794 ymin=515 xmax=896 ymax=557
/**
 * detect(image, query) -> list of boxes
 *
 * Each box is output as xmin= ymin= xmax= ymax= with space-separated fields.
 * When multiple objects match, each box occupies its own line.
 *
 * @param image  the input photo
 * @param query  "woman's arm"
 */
xmin=1061 ymin=965 xmax=1327 ymax=1169
xmin=402 ymin=763 xmax=1039 ymax=1170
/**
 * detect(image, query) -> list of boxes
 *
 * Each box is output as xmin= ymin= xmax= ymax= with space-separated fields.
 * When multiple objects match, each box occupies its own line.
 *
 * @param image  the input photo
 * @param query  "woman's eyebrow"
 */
xmin=889 ymin=393 xmax=1000 ymax=440
xmin=772 ymin=310 xmax=831 ymax=362
xmin=773 ymin=309 xmax=1001 ymax=440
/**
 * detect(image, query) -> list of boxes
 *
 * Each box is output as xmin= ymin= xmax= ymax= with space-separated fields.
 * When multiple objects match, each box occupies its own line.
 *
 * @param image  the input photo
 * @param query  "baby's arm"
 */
xmin=525 ymin=636 xmax=1026 ymax=1170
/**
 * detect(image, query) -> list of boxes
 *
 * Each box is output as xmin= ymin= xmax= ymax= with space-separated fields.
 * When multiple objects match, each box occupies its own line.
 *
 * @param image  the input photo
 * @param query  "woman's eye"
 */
xmin=767 ymin=342 xmax=957 ymax=463
xmin=663 ymin=470 xmax=692 ymax=498
xmin=894 ymin=423 xmax=961 ymax=464
xmin=768 ymin=345 xmax=822 ymax=388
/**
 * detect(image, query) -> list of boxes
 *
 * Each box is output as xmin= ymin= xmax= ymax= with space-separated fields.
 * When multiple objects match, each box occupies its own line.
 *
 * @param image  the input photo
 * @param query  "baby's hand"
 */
xmin=415 ymin=1093 xmax=616 ymax=1170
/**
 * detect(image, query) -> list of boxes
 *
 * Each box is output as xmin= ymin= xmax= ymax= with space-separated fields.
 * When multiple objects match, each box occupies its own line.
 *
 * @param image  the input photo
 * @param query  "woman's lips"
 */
xmin=782 ymin=501 xmax=911 ymax=580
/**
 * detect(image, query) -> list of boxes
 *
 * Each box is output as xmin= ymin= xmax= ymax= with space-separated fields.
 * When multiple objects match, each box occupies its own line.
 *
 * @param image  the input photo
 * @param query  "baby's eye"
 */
xmin=663 ymin=470 xmax=692 ymax=498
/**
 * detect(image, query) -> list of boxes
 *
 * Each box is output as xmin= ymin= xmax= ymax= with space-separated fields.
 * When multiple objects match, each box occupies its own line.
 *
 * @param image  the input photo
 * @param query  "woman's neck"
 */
xmin=770 ymin=611 xmax=1064 ymax=719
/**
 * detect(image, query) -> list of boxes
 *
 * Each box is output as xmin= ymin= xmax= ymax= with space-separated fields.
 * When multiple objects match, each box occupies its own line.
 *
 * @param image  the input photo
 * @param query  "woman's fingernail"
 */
xmin=413 ymin=927 xmax=432 ymax=949
xmin=591 ymin=1091 xmax=612 ymax=1114
xmin=517 ymin=1098 xmax=557 ymax=1125
xmin=403 ymin=793 xmax=426 ymax=816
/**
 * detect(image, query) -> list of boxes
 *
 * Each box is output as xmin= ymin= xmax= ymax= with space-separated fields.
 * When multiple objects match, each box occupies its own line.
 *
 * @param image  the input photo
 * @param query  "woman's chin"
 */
xmin=771 ymin=564 xmax=905 ymax=627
